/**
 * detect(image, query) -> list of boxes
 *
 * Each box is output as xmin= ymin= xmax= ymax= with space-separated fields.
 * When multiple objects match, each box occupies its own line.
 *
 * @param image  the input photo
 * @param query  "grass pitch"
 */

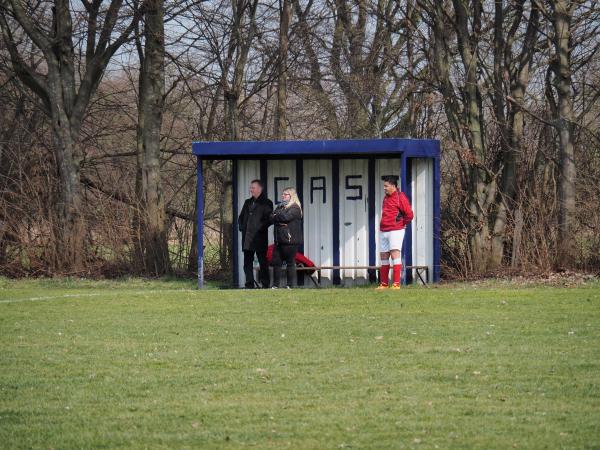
xmin=1 ymin=278 xmax=599 ymax=448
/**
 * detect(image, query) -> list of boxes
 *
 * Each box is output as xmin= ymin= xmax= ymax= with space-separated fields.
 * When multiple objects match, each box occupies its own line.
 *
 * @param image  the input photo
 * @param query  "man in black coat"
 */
xmin=238 ymin=180 xmax=273 ymax=288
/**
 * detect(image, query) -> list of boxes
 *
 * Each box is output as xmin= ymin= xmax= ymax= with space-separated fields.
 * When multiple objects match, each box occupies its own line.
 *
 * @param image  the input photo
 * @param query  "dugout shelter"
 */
xmin=192 ymin=138 xmax=440 ymax=288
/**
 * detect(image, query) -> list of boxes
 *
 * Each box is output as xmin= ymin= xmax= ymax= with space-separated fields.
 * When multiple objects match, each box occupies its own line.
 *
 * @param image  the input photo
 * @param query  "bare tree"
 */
xmin=220 ymin=0 xmax=260 ymax=140
xmin=134 ymin=0 xmax=170 ymax=275
xmin=0 ymin=0 xmax=143 ymax=271
xmin=421 ymin=0 xmax=546 ymax=271
xmin=274 ymin=0 xmax=292 ymax=138
xmin=422 ymin=0 xmax=497 ymax=271
xmin=292 ymin=0 xmax=422 ymax=138
xmin=544 ymin=0 xmax=576 ymax=265
xmin=490 ymin=0 xmax=540 ymax=266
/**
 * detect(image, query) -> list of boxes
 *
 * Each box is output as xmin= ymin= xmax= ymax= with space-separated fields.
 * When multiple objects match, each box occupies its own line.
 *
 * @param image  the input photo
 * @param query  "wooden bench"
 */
xmin=295 ymin=265 xmax=430 ymax=287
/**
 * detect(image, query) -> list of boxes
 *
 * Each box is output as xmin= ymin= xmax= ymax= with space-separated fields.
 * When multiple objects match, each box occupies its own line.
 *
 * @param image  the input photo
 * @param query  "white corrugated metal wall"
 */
xmin=236 ymin=156 xmax=433 ymax=286
xmin=411 ymin=158 xmax=434 ymax=283
xmin=338 ymin=159 xmax=369 ymax=282
xmin=267 ymin=160 xmax=296 ymax=205
xmin=303 ymin=160 xmax=333 ymax=281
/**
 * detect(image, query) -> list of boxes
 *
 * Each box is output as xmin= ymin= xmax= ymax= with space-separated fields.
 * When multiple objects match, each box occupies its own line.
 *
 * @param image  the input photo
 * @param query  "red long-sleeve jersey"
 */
xmin=380 ymin=190 xmax=414 ymax=231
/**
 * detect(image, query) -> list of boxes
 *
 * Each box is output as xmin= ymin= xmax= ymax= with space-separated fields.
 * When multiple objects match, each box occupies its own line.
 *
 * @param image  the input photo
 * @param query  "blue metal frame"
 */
xmin=232 ymin=160 xmax=239 ymax=288
xmin=433 ymin=155 xmax=441 ymax=282
xmin=296 ymin=159 xmax=304 ymax=255
xmin=332 ymin=159 xmax=341 ymax=285
xmin=193 ymin=138 xmax=441 ymax=288
xmin=296 ymin=159 xmax=303 ymax=204
xmin=197 ymin=158 xmax=204 ymax=288
xmin=193 ymin=138 xmax=439 ymax=158
xmin=367 ymin=158 xmax=376 ymax=282
xmin=403 ymin=157 xmax=413 ymax=285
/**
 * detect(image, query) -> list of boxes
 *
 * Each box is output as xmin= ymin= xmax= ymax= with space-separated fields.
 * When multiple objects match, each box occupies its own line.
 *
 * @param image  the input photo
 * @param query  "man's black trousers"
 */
xmin=243 ymin=249 xmax=269 ymax=288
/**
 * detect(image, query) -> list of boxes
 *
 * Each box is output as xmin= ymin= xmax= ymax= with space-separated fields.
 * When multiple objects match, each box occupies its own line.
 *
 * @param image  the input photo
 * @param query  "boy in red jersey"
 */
xmin=377 ymin=175 xmax=414 ymax=289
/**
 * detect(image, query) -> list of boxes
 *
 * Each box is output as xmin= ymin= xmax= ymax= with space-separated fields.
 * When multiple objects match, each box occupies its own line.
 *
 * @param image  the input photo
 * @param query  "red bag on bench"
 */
xmin=266 ymin=244 xmax=316 ymax=275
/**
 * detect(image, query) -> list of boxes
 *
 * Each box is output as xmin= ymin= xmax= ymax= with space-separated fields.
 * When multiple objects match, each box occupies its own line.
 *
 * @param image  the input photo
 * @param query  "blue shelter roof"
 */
xmin=192 ymin=138 xmax=439 ymax=158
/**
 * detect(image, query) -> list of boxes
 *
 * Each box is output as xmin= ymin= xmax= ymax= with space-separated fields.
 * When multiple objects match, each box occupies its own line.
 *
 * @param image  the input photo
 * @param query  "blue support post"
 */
xmin=368 ymin=158 xmax=377 ymax=283
xmin=401 ymin=156 xmax=413 ymax=284
xmin=232 ymin=160 xmax=239 ymax=287
xmin=296 ymin=159 xmax=304 ymax=254
xmin=197 ymin=158 xmax=204 ymax=289
xmin=433 ymin=154 xmax=441 ymax=282
xmin=332 ymin=159 xmax=340 ymax=285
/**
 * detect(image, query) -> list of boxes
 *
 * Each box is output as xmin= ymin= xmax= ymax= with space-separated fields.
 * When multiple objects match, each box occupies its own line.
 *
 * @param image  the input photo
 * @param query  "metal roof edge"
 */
xmin=192 ymin=138 xmax=440 ymax=157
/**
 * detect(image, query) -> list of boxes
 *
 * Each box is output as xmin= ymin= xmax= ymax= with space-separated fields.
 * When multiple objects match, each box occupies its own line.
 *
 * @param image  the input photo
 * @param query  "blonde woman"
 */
xmin=269 ymin=187 xmax=303 ymax=288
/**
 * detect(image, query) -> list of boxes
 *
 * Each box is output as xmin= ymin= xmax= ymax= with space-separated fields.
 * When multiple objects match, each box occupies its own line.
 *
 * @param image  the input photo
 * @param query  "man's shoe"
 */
xmin=391 ymin=283 xmax=401 ymax=289
xmin=375 ymin=284 xmax=388 ymax=290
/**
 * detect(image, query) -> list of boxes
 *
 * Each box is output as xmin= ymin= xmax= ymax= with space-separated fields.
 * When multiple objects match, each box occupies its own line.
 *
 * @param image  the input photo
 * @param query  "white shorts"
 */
xmin=379 ymin=229 xmax=405 ymax=253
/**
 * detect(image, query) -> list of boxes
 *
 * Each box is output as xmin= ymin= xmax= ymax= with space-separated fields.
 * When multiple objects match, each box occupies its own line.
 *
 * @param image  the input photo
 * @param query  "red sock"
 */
xmin=380 ymin=264 xmax=390 ymax=285
xmin=393 ymin=264 xmax=402 ymax=285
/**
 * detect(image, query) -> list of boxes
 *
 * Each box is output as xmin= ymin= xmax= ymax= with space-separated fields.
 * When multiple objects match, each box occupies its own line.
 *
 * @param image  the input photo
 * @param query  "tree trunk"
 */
xmin=133 ymin=19 xmax=145 ymax=269
xmin=511 ymin=207 xmax=524 ymax=268
xmin=551 ymin=0 xmax=576 ymax=266
xmin=451 ymin=0 xmax=497 ymax=272
xmin=222 ymin=0 xmax=259 ymax=141
xmin=330 ymin=0 xmax=372 ymax=137
xmin=188 ymin=189 xmax=198 ymax=273
xmin=51 ymin=116 xmax=85 ymax=271
xmin=222 ymin=174 xmax=233 ymax=272
xmin=137 ymin=0 xmax=170 ymax=275
xmin=224 ymin=91 xmax=240 ymax=140
xmin=274 ymin=0 xmax=291 ymax=139
xmin=41 ymin=35 xmax=87 ymax=271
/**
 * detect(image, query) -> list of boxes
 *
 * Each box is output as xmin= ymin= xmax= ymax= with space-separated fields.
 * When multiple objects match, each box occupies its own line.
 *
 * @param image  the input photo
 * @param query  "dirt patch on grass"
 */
xmin=442 ymin=269 xmax=599 ymax=287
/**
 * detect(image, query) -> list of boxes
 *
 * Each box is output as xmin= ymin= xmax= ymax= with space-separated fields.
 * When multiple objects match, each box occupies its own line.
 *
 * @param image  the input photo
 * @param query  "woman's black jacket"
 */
xmin=270 ymin=203 xmax=303 ymax=246
xmin=238 ymin=193 xmax=273 ymax=251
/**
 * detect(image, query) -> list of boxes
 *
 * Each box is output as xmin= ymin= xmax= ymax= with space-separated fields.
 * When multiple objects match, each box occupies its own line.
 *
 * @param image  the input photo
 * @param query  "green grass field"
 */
xmin=1 ymin=278 xmax=599 ymax=449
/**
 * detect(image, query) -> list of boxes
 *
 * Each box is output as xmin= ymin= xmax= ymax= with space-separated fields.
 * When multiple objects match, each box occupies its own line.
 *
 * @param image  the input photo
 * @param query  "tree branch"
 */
xmin=81 ymin=176 xmax=193 ymax=221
